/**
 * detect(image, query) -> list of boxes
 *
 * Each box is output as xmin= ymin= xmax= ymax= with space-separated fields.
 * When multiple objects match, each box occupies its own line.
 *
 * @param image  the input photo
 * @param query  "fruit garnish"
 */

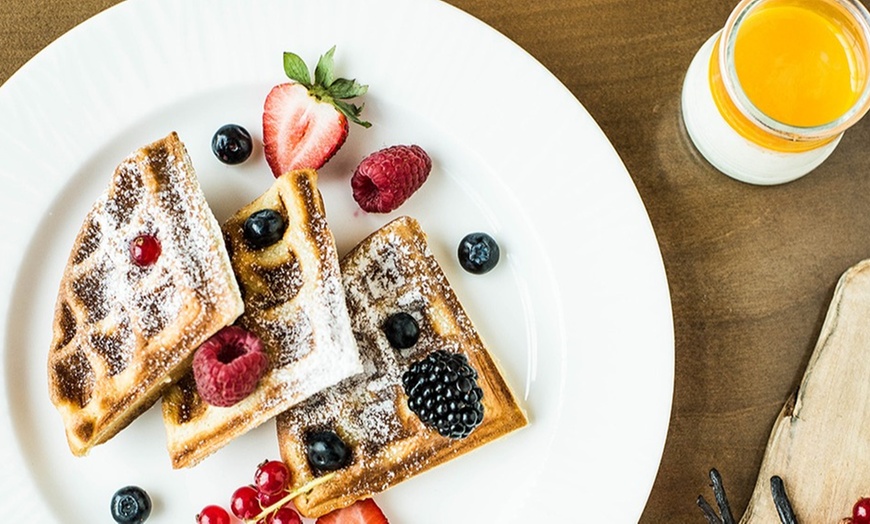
xmin=263 ymin=46 xmax=370 ymax=177
xmin=230 ymin=485 xmax=261 ymax=520
xmin=306 ymin=430 xmax=352 ymax=472
xmin=350 ymin=144 xmax=431 ymax=213
xmin=199 ymin=460 xmax=337 ymax=524
xmin=854 ymin=497 xmax=870 ymax=524
xmin=212 ymin=124 xmax=253 ymax=165
xmin=192 ymin=326 xmax=268 ymax=407
xmin=402 ymin=350 xmax=485 ymax=439
xmin=315 ymin=499 xmax=390 ymax=524
xmin=255 ymin=459 xmax=292 ymax=496
xmin=196 ymin=505 xmax=231 ymax=524
xmin=267 ymin=507 xmax=303 ymax=524
xmin=382 ymin=312 xmax=419 ymax=349
xmin=129 ymin=234 xmax=161 ymax=267
xmin=243 ymin=209 xmax=287 ymax=249
xmin=457 ymin=232 xmax=500 ymax=274
xmin=110 ymin=486 xmax=152 ymax=524
xmin=258 ymin=488 xmax=286 ymax=509
xmin=253 ymin=472 xmax=336 ymax=523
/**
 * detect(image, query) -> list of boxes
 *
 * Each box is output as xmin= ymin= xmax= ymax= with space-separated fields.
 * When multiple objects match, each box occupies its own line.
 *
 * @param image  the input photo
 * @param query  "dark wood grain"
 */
xmin=6 ymin=0 xmax=870 ymax=522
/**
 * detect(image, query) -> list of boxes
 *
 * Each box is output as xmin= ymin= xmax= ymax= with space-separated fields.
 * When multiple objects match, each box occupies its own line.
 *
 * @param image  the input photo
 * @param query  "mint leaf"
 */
xmin=283 ymin=52 xmax=311 ymax=85
xmin=334 ymin=100 xmax=372 ymax=128
xmin=329 ymin=78 xmax=368 ymax=99
xmin=314 ymin=46 xmax=336 ymax=87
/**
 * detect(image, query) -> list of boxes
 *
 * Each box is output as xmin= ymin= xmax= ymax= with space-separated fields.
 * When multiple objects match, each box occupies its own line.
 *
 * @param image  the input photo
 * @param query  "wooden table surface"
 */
xmin=6 ymin=0 xmax=870 ymax=522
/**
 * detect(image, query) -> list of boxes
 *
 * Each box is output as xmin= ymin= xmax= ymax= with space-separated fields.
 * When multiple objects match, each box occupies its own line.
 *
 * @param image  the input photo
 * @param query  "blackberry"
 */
xmin=402 ymin=350 xmax=484 ymax=439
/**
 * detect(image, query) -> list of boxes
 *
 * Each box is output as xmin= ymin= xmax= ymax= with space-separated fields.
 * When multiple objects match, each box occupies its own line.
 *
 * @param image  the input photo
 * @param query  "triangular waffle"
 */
xmin=162 ymin=169 xmax=363 ymax=468
xmin=276 ymin=216 xmax=528 ymax=517
xmin=47 ymin=132 xmax=244 ymax=456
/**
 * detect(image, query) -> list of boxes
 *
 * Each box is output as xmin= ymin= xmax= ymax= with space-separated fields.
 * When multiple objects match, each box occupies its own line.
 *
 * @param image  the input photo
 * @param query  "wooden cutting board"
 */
xmin=741 ymin=259 xmax=870 ymax=523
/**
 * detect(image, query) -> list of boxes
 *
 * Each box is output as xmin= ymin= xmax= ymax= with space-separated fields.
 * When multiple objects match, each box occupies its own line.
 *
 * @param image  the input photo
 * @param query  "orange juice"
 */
xmin=708 ymin=0 xmax=869 ymax=151
xmin=735 ymin=0 xmax=864 ymax=126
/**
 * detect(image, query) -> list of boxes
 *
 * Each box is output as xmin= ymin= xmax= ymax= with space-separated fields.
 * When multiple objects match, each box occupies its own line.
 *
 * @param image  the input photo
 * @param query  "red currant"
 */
xmin=130 ymin=234 xmax=161 ymax=266
xmin=197 ymin=505 xmax=231 ymax=524
xmin=854 ymin=497 xmax=870 ymax=524
xmin=258 ymin=489 xmax=287 ymax=509
xmin=267 ymin=507 xmax=302 ymax=524
xmin=255 ymin=460 xmax=291 ymax=496
xmin=230 ymin=485 xmax=261 ymax=520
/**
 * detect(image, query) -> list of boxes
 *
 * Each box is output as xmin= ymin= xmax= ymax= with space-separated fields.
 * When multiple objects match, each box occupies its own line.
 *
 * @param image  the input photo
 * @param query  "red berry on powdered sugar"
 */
xmin=854 ymin=497 xmax=870 ymax=524
xmin=351 ymin=145 xmax=432 ymax=213
xmin=130 ymin=234 xmax=161 ymax=266
xmin=193 ymin=326 xmax=268 ymax=407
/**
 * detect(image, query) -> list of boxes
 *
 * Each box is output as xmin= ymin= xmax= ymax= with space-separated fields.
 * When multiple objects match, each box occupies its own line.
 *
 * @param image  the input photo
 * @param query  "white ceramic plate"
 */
xmin=0 ymin=0 xmax=674 ymax=522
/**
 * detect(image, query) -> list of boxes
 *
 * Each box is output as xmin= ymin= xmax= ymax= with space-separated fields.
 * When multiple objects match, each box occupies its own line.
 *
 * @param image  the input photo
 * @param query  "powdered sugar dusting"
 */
xmin=277 ymin=217 xmax=468 ymax=490
xmin=48 ymin=133 xmax=242 ymax=452
xmin=162 ymin=169 xmax=362 ymax=468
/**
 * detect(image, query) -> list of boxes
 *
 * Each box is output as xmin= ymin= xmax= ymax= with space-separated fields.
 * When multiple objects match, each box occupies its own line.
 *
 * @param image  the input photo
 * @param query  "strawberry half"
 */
xmin=315 ymin=499 xmax=389 ymax=524
xmin=263 ymin=46 xmax=370 ymax=177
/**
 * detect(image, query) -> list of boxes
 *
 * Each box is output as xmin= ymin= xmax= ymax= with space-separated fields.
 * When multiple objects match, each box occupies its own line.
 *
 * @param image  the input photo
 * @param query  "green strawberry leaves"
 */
xmin=282 ymin=46 xmax=371 ymax=128
xmin=283 ymin=52 xmax=311 ymax=85
xmin=314 ymin=46 xmax=336 ymax=87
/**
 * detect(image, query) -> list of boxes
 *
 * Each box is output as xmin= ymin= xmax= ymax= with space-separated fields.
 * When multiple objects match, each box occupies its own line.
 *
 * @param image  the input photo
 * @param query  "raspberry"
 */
xmin=351 ymin=144 xmax=432 ymax=213
xmin=193 ymin=326 xmax=268 ymax=407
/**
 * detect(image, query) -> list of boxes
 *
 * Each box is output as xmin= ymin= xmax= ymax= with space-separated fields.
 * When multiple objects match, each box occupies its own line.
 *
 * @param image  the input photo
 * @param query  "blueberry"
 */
xmin=110 ymin=486 xmax=152 ymax=524
xmin=212 ymin=124 xmax=253 ymax=165
xmin=306 ymin=430 xmax=352 ymax=472
xmin=243 ymin=209 xmax=286 ymax=249
xmin=458 ymin=232 xmax=500 ymax=274
xmin=383 ymin=312 xmax=420 ymax=349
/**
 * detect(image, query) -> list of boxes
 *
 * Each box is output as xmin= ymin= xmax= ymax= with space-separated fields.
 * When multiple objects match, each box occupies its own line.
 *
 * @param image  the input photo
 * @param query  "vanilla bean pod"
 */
xmin=770 ymin=475 xmax=798 ymax=524
xmin=697 ymin=495 xmax=724 ymax=524
xmin=709 ymin=469 xmax=736 ymax=524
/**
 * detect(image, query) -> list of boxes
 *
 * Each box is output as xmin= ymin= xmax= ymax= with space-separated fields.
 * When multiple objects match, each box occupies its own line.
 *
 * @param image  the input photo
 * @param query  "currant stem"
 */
xmin=246 ymin=473 xmax=336 ymax=523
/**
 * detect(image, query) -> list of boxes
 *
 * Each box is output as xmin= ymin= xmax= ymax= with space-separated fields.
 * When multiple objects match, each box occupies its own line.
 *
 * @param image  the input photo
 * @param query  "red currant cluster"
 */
xmin=196 ymin=460 xmax=301 ymax=524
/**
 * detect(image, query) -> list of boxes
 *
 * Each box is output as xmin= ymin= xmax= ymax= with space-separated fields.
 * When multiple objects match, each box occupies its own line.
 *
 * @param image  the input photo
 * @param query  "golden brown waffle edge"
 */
xmin=47 ymin=132 xmax=244 ymax=456
xmin=276 ymin=215 xmax=528 ymax=517
xmin=162 ymin=169 xmax=362 ymax=469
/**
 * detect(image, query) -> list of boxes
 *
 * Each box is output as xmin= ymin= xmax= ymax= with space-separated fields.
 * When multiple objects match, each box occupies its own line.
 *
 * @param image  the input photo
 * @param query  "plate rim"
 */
xmin=0 ymin=0 xmax=674 ymax=521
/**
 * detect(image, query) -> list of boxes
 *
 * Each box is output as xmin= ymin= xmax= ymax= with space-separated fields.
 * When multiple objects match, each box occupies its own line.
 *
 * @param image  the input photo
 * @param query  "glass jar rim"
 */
xmin=719 ymin=0 xmax=870 ymax=140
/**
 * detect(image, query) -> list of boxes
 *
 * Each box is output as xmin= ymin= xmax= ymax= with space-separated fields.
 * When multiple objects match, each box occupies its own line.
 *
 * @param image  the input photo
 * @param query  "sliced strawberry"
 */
xmin=263 ymin=83 xmax=348 ymax=176
xmin=263 ymin=46 xmax=370 ymax=177
xmin=315 ymin=499 xmax=389 ymax=524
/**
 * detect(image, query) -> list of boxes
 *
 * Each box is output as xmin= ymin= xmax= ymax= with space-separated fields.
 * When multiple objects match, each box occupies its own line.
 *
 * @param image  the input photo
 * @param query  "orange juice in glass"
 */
xmin=682 ymin=0 xmax=870 ymax=184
